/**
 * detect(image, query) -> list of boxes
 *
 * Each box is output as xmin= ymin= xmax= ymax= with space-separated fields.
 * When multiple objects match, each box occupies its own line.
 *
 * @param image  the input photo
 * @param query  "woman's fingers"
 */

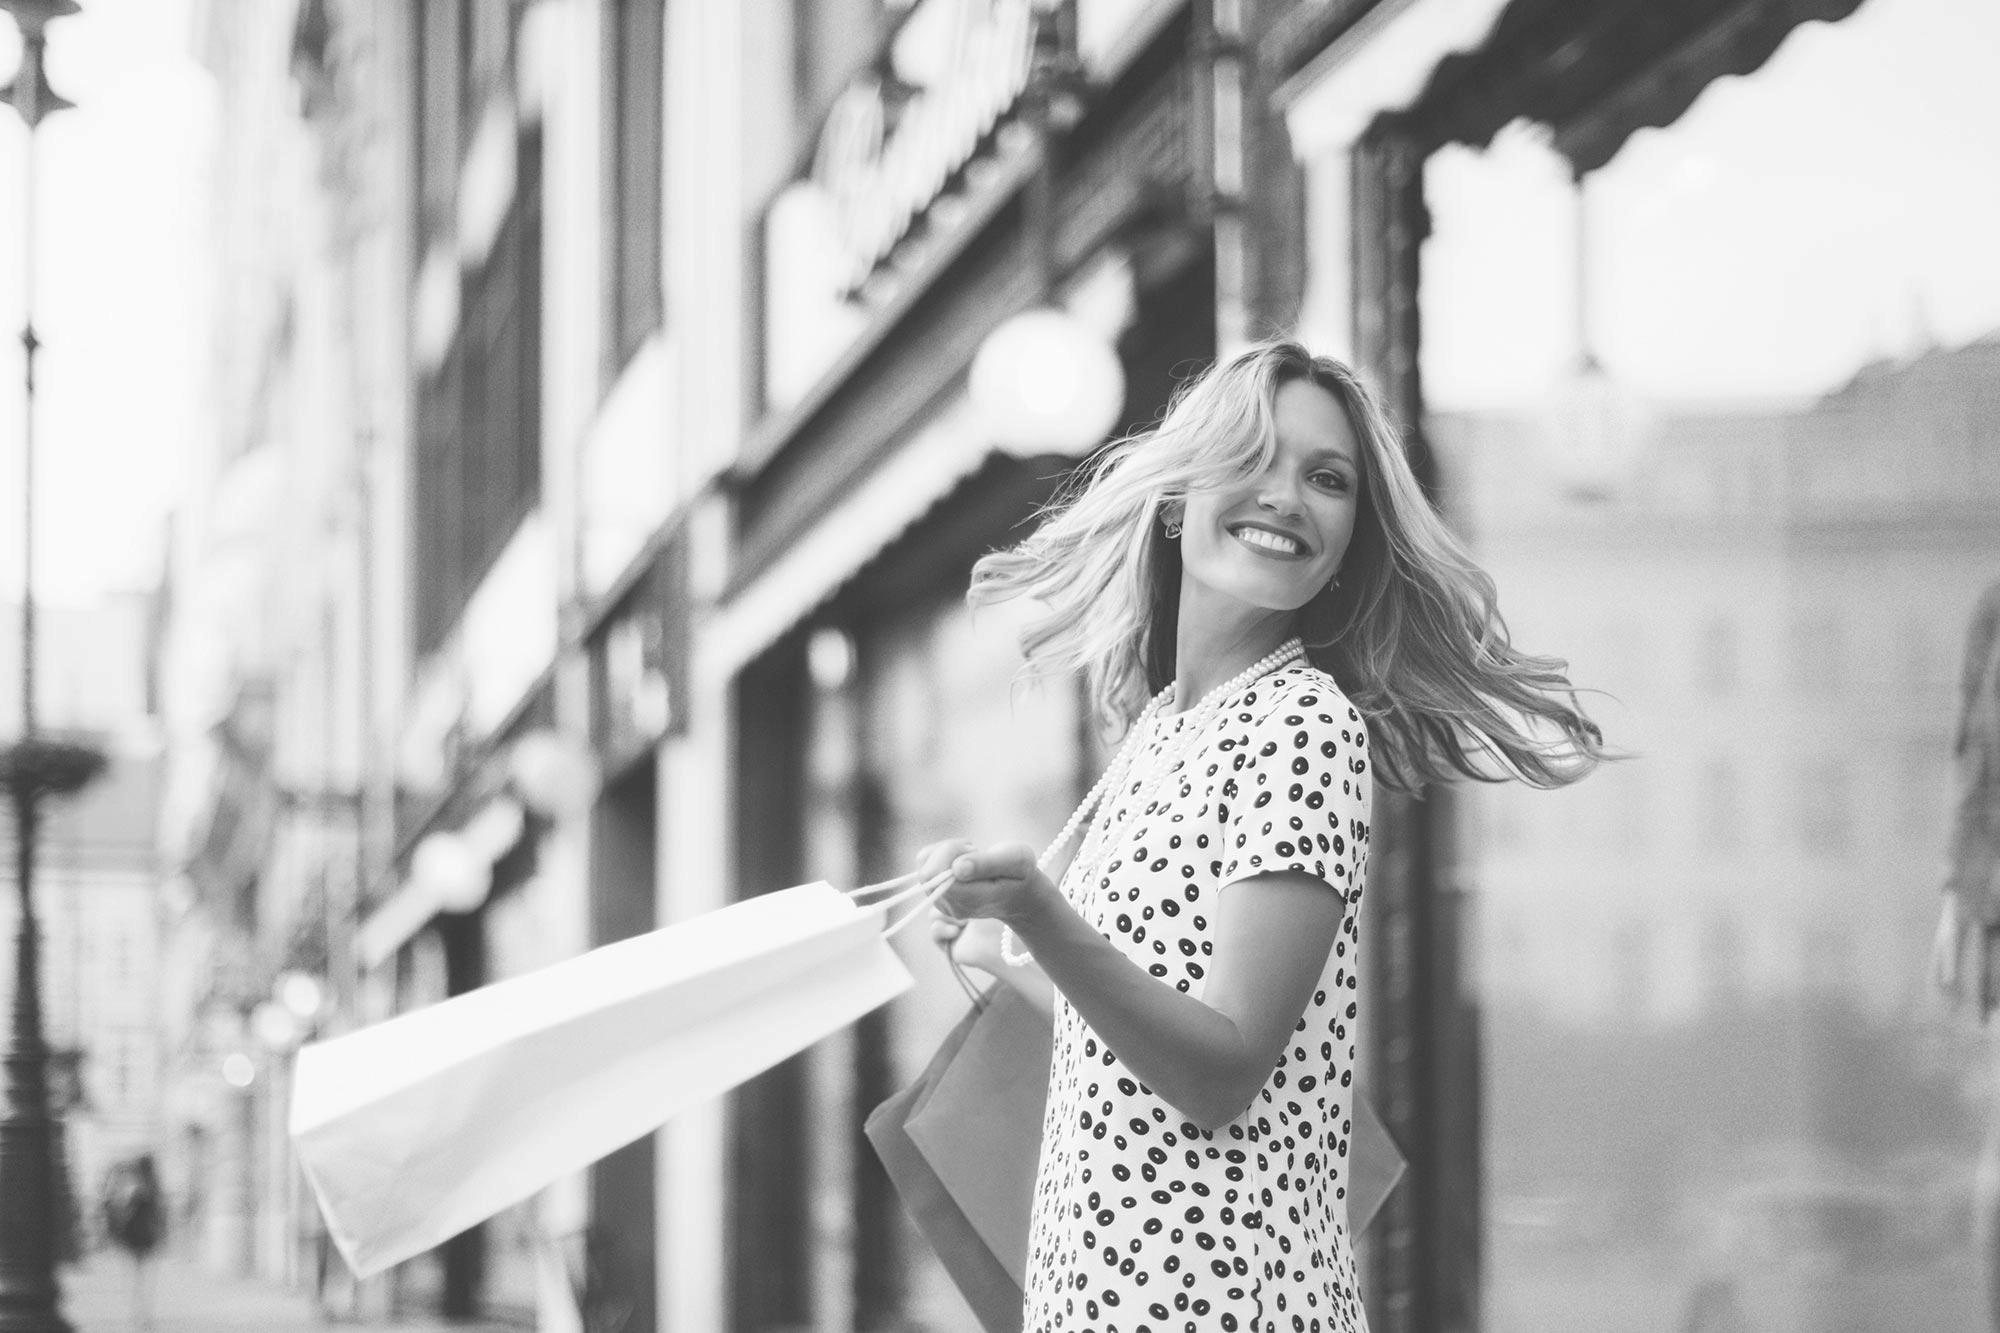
xmin=915 ymin=839 xmax=976 ymax=881
xmin=948 ymin=842 xmax=1040 ymax=885
xmin=945 ymin=917 xmax=1006 ymax=976
xmin=935 ymin=843 xmax=1047 ymax=923
xmin=915 ymin=840 xmax=1049 ymax=922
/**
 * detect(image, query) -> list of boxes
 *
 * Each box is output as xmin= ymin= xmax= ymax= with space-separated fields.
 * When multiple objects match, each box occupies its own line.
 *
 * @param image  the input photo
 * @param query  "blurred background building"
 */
xmin=49 ymin=0 xmax=1989 ymax=1332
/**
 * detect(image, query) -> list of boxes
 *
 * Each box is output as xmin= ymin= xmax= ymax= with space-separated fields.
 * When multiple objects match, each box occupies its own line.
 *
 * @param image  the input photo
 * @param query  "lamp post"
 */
xmin=250 ymin=970 xmax=327 ymax=1294
xmin=0 ymin=4 xmax=101 ymax=1332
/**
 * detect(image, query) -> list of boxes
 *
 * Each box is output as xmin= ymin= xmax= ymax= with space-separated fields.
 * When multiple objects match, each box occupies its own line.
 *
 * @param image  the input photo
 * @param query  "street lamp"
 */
xmin=246 ymin=968 xmax=331 ymax=1300
xmin=968 ymin=0 xmax=1126 ymax=460
xmin=1539 ymin=171 xmax=1650 ymax=502
xmin=0 ymin=5 xmax=101 ymax=1332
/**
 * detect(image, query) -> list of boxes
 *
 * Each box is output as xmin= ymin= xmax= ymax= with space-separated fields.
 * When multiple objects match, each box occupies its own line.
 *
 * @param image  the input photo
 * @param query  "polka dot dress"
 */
xmin=1024 ymin=664 xmax=1373 ymax=1333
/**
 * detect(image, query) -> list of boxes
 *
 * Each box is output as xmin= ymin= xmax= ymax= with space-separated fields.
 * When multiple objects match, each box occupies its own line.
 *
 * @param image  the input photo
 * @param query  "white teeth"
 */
xmin=1233 ymin=527 xmax=1302 ymax=555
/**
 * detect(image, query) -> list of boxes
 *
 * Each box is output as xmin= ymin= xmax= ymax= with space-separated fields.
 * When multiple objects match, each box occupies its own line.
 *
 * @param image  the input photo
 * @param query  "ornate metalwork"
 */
xmin=0 ymin=740 xmax=106 ymax=800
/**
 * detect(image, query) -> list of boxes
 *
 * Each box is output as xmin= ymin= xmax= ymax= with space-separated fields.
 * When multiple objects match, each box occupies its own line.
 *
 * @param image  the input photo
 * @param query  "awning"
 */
xmin=1278 ymin=0 xmax=1516 ymax=156
xmin=1280 ymin=0 xmax=1870 ymax=173
xmin=697 ymin=390 xmax=993 ymax=682
xmin=700 ymin=249 xmax=1137 ymax=682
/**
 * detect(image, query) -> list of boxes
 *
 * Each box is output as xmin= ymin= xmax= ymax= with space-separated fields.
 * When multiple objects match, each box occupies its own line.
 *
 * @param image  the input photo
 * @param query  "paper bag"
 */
xmin=292 ymin=881 xmax=913 ymax=1278
xmin=864 ymin=993 xmax=1031 ymax=1333
xmin=1348 ymin=1090 xmax=1407 ymax=1234
xmin=903 ymin=985 xmax=1052 ymax=1282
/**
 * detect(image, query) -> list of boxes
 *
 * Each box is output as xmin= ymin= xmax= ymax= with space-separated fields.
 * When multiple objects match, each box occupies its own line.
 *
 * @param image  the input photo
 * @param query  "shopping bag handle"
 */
xmin=846 ymin=870 xmax=924 ymax=906
xmin=849 ymin=871 xmax=991 ymax=1005
xmin=848 ymin=869 xmax=958 ymax=938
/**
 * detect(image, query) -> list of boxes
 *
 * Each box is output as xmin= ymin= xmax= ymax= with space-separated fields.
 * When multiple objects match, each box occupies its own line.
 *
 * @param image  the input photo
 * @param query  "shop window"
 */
xmin=606 ymin=0 xmax=666 ymax=378
xmin=414 ymin=130 xmax=545 ymax=658
xmin=1412 ymin=0 xmax=2000 ymax=1322
xmin=414 ymin=1 xmax=513 ymax=245
xmin=414 ymin=1 xmax=464 ymax=243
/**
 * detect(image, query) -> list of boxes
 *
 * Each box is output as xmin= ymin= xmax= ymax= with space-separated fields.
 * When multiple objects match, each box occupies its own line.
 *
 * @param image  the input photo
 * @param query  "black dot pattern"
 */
xmin=1024 ymin=666 xmax=1374 ymax=1333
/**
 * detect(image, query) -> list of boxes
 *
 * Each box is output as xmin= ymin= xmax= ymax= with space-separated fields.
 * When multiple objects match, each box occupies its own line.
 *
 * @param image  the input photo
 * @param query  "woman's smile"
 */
xmin=1228 ymin=521 xmax=1313 ymax=559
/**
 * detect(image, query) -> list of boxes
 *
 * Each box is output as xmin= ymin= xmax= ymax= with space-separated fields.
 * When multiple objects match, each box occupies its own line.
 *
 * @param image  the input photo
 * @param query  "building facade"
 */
xmin=158 ymin=0 xmax=409 ymax=1294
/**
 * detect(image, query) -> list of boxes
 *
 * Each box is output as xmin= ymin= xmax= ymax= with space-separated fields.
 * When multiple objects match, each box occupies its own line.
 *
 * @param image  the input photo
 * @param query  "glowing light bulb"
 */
xmin=970 ymin=308 xmax=1125 ymax=458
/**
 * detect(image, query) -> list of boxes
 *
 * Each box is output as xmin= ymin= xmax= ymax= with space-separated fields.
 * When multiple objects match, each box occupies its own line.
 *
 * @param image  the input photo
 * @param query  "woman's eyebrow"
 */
xmin=1299 ymin=444 xmax=1357 ymax=469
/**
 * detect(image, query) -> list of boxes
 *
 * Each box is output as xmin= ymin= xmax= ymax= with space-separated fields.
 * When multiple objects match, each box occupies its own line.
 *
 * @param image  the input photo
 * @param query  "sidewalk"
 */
xmin=57 ymin=1249 xmax=517 ymax=1332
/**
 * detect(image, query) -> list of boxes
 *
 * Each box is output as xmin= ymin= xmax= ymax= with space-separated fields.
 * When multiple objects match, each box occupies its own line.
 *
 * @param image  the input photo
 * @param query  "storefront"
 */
xmin=722 ymin=3 xmax=1229 ymax=1326
xmin=1274 ymin=0 xmax=2000 ymax=1327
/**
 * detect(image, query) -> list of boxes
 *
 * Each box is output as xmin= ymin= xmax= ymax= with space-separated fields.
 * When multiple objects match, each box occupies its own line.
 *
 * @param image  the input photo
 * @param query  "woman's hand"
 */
xmin=930 ymin=915 xmax=1010 ymax=977
xmin=914 ymin=840 xmax=1056 ymax=925
xmin=917 ymin=840 xmax=1060 ymax=1022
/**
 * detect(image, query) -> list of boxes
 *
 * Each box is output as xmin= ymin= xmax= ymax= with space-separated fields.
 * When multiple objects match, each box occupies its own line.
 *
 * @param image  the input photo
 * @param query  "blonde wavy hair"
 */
xmin=969 ymin=339 xmax=1605 ymax=793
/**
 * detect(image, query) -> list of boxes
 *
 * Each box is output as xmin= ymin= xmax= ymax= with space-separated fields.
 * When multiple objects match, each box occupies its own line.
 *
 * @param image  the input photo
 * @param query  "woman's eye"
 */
xmin=1310 ymin=471 xmax=1351 ymax=492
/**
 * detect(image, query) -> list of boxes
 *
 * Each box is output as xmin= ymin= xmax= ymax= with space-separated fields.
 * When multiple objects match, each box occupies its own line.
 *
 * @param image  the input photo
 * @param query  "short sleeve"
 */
xmin=1214 ymin=675 xmax=1373 ymax=903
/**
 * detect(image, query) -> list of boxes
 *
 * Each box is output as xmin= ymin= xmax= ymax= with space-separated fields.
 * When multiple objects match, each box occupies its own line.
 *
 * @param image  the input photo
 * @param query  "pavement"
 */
xmin=54 ymin=1248 xmax=517 ymax=1332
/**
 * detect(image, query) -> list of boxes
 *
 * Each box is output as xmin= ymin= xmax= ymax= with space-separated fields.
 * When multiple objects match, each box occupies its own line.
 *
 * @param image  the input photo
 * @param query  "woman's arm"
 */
xmin=930 ymin=679 xmax=1372 ymax=1128
xmin=925 ymin=842 xmax=1346 ymax=1132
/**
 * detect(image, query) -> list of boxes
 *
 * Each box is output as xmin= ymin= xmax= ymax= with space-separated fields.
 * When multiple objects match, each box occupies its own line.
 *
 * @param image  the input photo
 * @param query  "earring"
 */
xmin=1164 ymin=517 xmax=1182 ymax=539
xmin=1328 ymin=571 xmax=1342 ymax=590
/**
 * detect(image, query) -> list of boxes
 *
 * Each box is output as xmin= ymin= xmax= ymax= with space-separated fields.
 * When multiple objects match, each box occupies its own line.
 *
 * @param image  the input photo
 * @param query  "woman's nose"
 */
xmin=1256 ymin=472 xmax=1303 ymax=515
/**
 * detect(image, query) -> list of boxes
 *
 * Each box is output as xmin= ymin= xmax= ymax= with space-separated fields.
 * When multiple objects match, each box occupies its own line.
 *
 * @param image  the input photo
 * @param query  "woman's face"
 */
xmin=1178 ymin=377 xmax=1361 ymax=619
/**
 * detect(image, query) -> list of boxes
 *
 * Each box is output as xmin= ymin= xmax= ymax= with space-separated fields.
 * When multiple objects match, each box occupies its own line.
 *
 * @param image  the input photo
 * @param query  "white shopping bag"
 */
xmin=291 ymin=880 xmax=921 ymax=1277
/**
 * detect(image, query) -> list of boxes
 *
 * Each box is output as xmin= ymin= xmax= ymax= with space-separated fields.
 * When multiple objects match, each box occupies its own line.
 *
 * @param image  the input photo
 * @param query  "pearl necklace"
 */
xmin=1001 ymin=637 xmax=1307 ymax=966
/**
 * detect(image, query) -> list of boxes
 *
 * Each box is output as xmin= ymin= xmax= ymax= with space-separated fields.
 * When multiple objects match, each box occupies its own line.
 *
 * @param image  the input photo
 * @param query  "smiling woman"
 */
xmin=916 ymin=340 xmax=1608 ymax=1332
